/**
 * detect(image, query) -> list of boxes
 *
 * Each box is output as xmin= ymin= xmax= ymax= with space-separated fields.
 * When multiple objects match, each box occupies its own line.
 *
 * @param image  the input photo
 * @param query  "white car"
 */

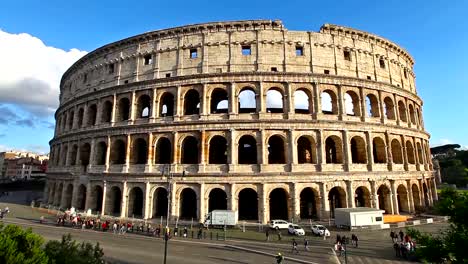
xmin=288 ymin=224 xmax=305 ymax=236
xmin=269 ymin=220 xmax=290 ymax=230
xmin=311 ymin=224 xmax=330 ymax=237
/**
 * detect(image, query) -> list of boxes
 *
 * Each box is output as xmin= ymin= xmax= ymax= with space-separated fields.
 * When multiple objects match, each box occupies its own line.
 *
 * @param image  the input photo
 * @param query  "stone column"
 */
xmin=337 ymin=85 xmax=345 ymax=120
xmin=66 ymin=142 xmax=72 ymax=166
xmin=71 ymin=179 xmax=79 ymax=208
xmin=111 ymin=93 xmax=117 ymax=124
xmin=418 ymin=179 xmax=425 ymax=207
xmin=60 ymin=182 xmax=68 ymax=208
xmin=258 ymin=82 xmax=265 ymax=114
xmin=312 ymin=82 xmax=321 ymax=119
xmin=146 ymin=133 xmax=153 ymax=172
xmin=174 ymin=86 xmax=182 ymax=119
xmin=402 ymin=135 xmax=409 ymax=171
xmin=229 ymin=183 xmax=237 ymax=211
xmin=84 ymin=181 xmax=92 ymax=212
xmin=290 ymin=182 xmax=299 ymax=222
xmin=288 ymin=129 xmax=297 ymax=166
xmin=319 ymin=182 xmax=330 ymax=219
xmin=228 ymin=82 xmax=236 ymax=116
xmin=370 ymin=180 xmax=378 ymax=209
xmin=385 ymin=131 xmax=393 ymax=171
xmin=229 ymin=129 xmax=237 ymax=166
xmin=144 ymin=181 xmax=151 ymax=219
xmin=258 ymin=129 xmax=266 ymax=165
xmin=346 ymin=180 xmax=355 ymax=208
xmin=105 ymin=136 xmax=111 ymax=172
xmin=259 ymin=184 xmax=268 ymax=224
xmin=342 ymin=130 xmax=350 ymax=171
xmin=95 ymin=99 xmax=102 ymax=125
xmin=406 ymin=180 xmax=415 ymax=213
xmin=200 ymin=130 xmax=207 ymax=165
xmin=199 ymin=183 xmax=205 ymax=222
xmin=172 ymin=132 xmax=179 ymax=164
xmin=359 ymin=87 xmax=366 ymax=122
xmin=124 ymin=134 xmax=131 ymax=173
xmin=150 ymin=88 xmax=157 ymax=121
xmin=201 ymin=84 xmax=208 ymax=118
xmin=120 ymin=181 xmax=128 ymax=218
xmin=317 ymin=130 xmax=325 ymax=171
xmin=169 ymin=181 xmax=177 ymax=219
xmin=365 ymin=131 xmax=374 ymax=171
xmin=285 ymin=82 xmax=294 ymax=116
xmin=426 ymin=179 xmax=433 ymax=206
xmin=390 ymin=180 xmax=399 ymax=215
xmin=130 ymin=91 xmax=136 ymax=122
xmin=393 ymin=94 xmax=401 ymax=126
xmin=101 ymin=181 xmax=107 ymax=216
xmin=89 ymin=138 xmax=96 ymax=169
xmin=378 ymin=90 xmax=385 ymax=123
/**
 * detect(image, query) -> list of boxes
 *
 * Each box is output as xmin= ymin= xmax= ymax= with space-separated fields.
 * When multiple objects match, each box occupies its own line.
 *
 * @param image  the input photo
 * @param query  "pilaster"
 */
xmin=120 ymin=181 xmax=128 ymax=218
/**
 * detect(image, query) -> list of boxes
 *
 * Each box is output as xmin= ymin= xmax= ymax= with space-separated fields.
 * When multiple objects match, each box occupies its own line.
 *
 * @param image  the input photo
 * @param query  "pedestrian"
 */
xmin=197 ymin=227 xmax=203 ymax=239
xmin=275 ymin=253 xmax=284 ymax=264
xmin=399 ymin=230 xmax=404 ymax=242
xmin=291 ymin=239 xmax=299 ymax=254
xmin=40 ymin=216 xmax=44 ymax=224
xmin=393 ymin=242 xmax=401 ymax=257
xmin=277 ymin=230 xmax=282 ymax=241
xmin=113 ymin=222 xmax=118 ymax=234
xmin=390 ymin=230 xmax=395 ymax=242
xmin=183 ymin=226 xmax=188 ymax=238
xmin=354 ymin=234 xmax=358 ymax=248
xmin=304 ymin=238 xmax=310 ymax=251
xmin=336 ymin=234 xmax=342 ymax=244
xmin=174 ymin=226 xmax=179 ymax=237
xmin=266 ymin=229 xmax=270 ymax=241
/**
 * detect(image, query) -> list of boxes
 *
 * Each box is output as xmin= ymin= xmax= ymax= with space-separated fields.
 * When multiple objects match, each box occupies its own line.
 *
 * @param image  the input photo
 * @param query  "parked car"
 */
xmin=269 ymin=220 xmax=290 ymax=230
xmin=288 ymin=224 xmax=305 ymax=236
xmin=311 ymin=224 xmax=330 ymax=237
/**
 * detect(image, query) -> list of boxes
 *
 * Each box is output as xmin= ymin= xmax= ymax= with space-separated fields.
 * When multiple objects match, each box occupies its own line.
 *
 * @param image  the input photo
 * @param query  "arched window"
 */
xmin=61 ymin=146 xmax=68 ymax=166
xmin=208 ymin=136 xmax=227 ymax=164
xmin=137 ymin=94 xmax=151 ymax=118
xmin=210 ymin=88 xmax=228 ymax=114
xmin=77 ymin=108 xmax=84 ymax=128
xmin=95 ymin=141 xmax=107 ymax=165
xmin=86 ymin=104 xmax=97 ymax=126
xmin=238 ymin=88 xmax=256 ymax=113
xmin=159 ymin=92 xmax=174 ymax=117
xmin=184 ymin=90 xmax=200 ymax=115
xmin=238 ymin=135 xmax=257 ymax=164
xmin=350 ymin=136 xmax=367 ymax=163
xmin=417 ymin=142 xmax=423 ymax=164
xmin=406 ymin=141 xmax=416 ymax=164
xmin=117 ymin=98 xmax=130 ymax=121
xmin=131 ymin=138 xmax=148 ymax=164
xmin=383 ymin=97 xmax=395 ymax=120
xmin=110 ymin=140 xmax=126 ymax=164
xmin=398 ymin=101 xmax=407 ymax=122
xmin=62 ymin=114 xmax=67 ymax=131
xmin=297 ymin=136 xmax=317 ymax=164
xmin=155 ymin=137 xmax=172 ymax=164
xmin=79 ymin=143 xmax=91 ymax=166
xmin=372 ymin=137 xmax=386 ymax=163
xmin=70 ymin=145 xmax=78 ymax=166
xmin=181 ymin=136 xmax=199 ymax=164
xmin=294 ymin=89 xmax=311 ymax=114
xmin=409 ymin=104 xmax=416 ymax=124
xmin=321 ymin=90 xmax=338 ymax=115
xmin=101 ymin=101 xmax=113 ymax=123
xmin=344 ymin=91 xmax=360 ymax=116
xmin=268 ymin=135 xmax=286 ymax=164
xmin=266 ymin=89 xmax=283 ymax=113
xmin=67 ymin=111 xmax=74 ymax=130
xmin=325 ymin=136 xmax=343 ymax=163
xmin=366 ymin=94 xmax=380 ymax=118
xmin=391 ymin=139 xmax=403 ymax=164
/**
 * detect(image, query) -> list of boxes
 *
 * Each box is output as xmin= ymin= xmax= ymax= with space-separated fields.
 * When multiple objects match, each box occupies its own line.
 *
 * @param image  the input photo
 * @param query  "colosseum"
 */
xmin=45 ymin=19 xmax=437 ymax=224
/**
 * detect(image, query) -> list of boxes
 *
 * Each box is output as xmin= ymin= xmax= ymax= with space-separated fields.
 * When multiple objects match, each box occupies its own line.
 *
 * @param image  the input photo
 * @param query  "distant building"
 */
xmin=0 ymin=151 xmax=49 ymax=182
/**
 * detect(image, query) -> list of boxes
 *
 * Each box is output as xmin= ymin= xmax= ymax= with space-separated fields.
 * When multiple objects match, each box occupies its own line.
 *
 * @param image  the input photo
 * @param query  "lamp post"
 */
xmin=163 ymin=164 xmax=173 ymax=264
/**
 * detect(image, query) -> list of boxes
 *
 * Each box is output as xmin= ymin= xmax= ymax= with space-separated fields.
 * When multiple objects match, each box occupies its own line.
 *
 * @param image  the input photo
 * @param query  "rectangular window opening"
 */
xmin=242 ymin=45 xmax=251 ymax=56
xmin=124 ymin=80 xmax=129 ymax=84
xmin=324 ymin=69 xmax=330 ymax=75
xmin=190 ymin=48 xmax=198 ymax=59
xmin=144 ymin=54 xmax=152 ymax=65
xmin=367 ymin=76 xmax=372 ymax=80
xmin=404 ymin=69 xmax=408 ymax=79
xmin=344 ymin=50 xmax=351 ymax=61
xmin=295 ymin=46 xmax=304 ymax=56
xmin=83 ymin=73 xmax=87 ymax=83
xmin=165 ymin=73 xmax=171 ymax=78
xmin=216 ymin=68 xmax=222 ymax=73
xmin=379 ymin=58 xmax=386 ymax=69
xmin=271 ymin=67 xmax=278 ymax=72
xmin=108 ymin=63 xmax=114 ymax=74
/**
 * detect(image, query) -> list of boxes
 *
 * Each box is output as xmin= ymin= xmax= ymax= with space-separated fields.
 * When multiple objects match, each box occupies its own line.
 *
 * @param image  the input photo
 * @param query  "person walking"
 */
xmin=277 ymin=230 xmax=282 ymax=241
xmin=390 ymin=230 xmax=395 ymax=242
xmin=265 ymin=229 xmax=270 ymax=241
xmin=183 ymin=226 xmax=188 ymax=238
xmin=304 ymin=238 xmax=310 ymax=251
xmin=291 ymin=239 xmax=299 ymax=254
xmin=275 ymin=253 xmax=284 ymax=264
xmin=399 ymin=230 xmax=404 ymax=242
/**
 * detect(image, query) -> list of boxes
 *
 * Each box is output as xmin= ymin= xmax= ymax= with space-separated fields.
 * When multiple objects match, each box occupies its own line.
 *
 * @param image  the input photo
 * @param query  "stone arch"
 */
xmin=398 ymin=101 xmax=407 ymax=122
xmin=321 ymin=90 xmax=338 ymax=115
xmin=406 ymin=141 xmax=416 ymax=164
xmin=325 ymin=136 xmax=343 ymax=164
xmin=110 ymin=139 xmax=126 ymax=164
xmin=417 ymin=142 xmax=423 ymax=164
xmin=411 ymin=184 xmax=421 ymax=208
xmin=70 ymin=144 xmax=78 ymax=166
xmin=267 ymin=135 xmax=286 ymax=164
xmin=159 ymin=92 xmax=174 ymax=117
xmin=179 ymin=188 xmax=197 ymax=219
xmin=208 ymin=188 xmax=228 ymax=212
xmin=61 ymin=145 xmax=68 ymax=166
xmin=266 ymin=88 xmax=284 ymax=113
xmin=64 ymin=184 xmax=73 ymax=209
xmin=294 ymin=88 xmax=312 ymax=114
xmin=79 ymin=143 xmax=91 ymax=166
xmin=105 ymin=186 xmax=122 ymax=216
xmin=127 ymin=186 xmax=144 ymax=218
xmin=238 ymin=188 xmax=258 ymax=220
xmin=90 ymin=185 xmax=103 ymax=213
xmin=423 ymin=183 xmax=429 ymax=207
xmin=391 ymin=139 xmax=403 ymax=164
xmin=152 ymin=187 xmax=168 ymax=218
xmin=131 ymin=137 xmax=148 ymax=164
xmin=181 ymin=136 xmax=199 ymax=164
xmin=344 ymin=91 xmax=361 ymax=116
xmin=86 ymin=104 xmax=97 ymax=126
xmin=355 ymin=186 xmax=371 ymax=207
xmin=409 ymin=104 xmax=416 ymax=124
xmin=300 ymin=187 xmax=319 ymax=219
xmin=373 ymin=137 xmax=387 ymax=163
xmin=49 ymin=182 xmax=56 ymax=204
xmin=101 ymin=100 xmax=113 ymax=123
xmin=238 ymin=135 xmax=257 ymax=164
xmin=76 ymin=184 xmax=87 ymax=210
xmin=67 ymin=111 xmax=74 ymax=130
xmin=136 ymin=94 xmax=151 ymax=118
xmin=210 ymin=88 xmax=228 ymax=114
xmin=154 ymin=137 xmax=172 ymax=164
xmin=297 ymin=136 xmax=317 ymax=164
xmin=184 ymin=89 xmax=200 ymax=115
xmin=328 ymin=186 xmax=346 ymax=218
xmin=377 ymin=184 xmax=392 ymax=214
xmin=77 ymin=108 xmax=84 ymax=127
xmin=238 ymin=87 xmax=257 ymax=113
xmin=208 ymin=135 xmax=227 ymax=164
xmin=117 ymin=97 xmax=130 ymax=121
xmin=383 ymin=97 xmax=395 ymax=120
xmin=397 ymin=184 xmax=409 ymax=213
xmin=269 ymin=188 xmax=289 ymax=220
xmin=350 ymin=136 xmax=367 ymax=164
xmin=56 ymin=183 xmax=63 ymax=206
xmin=95 ymin=141 xmax=107 ymax=165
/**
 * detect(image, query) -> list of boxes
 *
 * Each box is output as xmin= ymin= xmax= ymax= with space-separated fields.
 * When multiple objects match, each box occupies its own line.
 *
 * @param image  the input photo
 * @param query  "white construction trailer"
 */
xmin=334 ymin=208 xmax=385 ymax=228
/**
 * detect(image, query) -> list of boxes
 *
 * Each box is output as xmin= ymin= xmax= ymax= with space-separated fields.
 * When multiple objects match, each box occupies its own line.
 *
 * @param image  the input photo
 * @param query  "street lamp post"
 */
xmin=163 ymin=164 xmax=173 ymax=264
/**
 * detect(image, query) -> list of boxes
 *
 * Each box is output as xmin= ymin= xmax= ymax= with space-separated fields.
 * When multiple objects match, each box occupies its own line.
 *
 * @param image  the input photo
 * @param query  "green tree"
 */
xmin=0 ymin=224 xmax=49 ymax=264
xmin=44 ymin=234 xmax=104 ymax=264
xmin=440 ymin=159 xmax=468 ymax=187
xmin=407 ymin=188 xmax=468 ymax=263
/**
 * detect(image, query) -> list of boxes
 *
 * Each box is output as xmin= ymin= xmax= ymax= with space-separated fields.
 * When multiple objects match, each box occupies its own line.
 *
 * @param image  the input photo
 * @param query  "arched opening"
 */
xmin=155 ymin=137 xmax=172 ymax=164
xmin=238 ymin=135 xmax=257 ymax=164
xmin=373 ymin=137 xmax=387 ymax=163
xmin=127 ymin=187 xmax=144 ymax=218
xmin=95 ymin=141 xmax=107 ymax=165
xmin=391 ymin=139 xmax=403 ymax=164
xmin=269 ymin=188 xmax=289 ymax=220
xmin=117 ymin=97 xmax=130 ymax=121
xmin=300 ymin=188 xmax=318 ymax=219
xmin=105 ymin=186 xmax=122 ymax=216
xmin=77 ymin=108 xmax=84 ymax=128
xmin=56 ymin=183 xmax=63 ymax=207
xmin=208 ymin=188 xmax=227 ymax=212
xmin=152 ymin=187 xmax=168 ymax=218
xmin=238 ymin=188 xmax=258 ymax=220
xmin=86 ymin=104 xmax=97 ymax=126
xmin=268 ymin=135 xmax=286 ymax=164
xmin=61 ymin=114 xmax=67 ymax=132
xmin=101 ymin=101 xmax=113 ymax=123
xmin=61 ymin=146 xmax=68 ymax=166
xmin=350 ymin=136 xmax=367 ymax=164
xmin=159 ymin=93 xmax=174 ymax=117
xmin=209 ymin=136 xmax=227 ymax=164
xmin=411 ymin=184 xmax=421 ymax=208
xmin=238 ymin=88 xmax=256 ymax=113
xmin=423 ymin=183 xmax=429 ymax=207
xmin=417 ymin=143 xmax=423 ymax=164
xmin=325 ymin=136 xmax=343 ymax=164
xmin=67 ymin=111 xmax=74 ymax=130
xmin=79 ymin=143 xmax=91 ymax=167
xmin=398 ymin=101 xmax=407 ymax=122
xmin=137 ymin=94 xmax=151 ymax=118
xmin=409 ymin=104 xmax=416 ymax=124
xmin=64 ymin=184 xmax=73 ymax=209
xmin=321 ymin=90 xmax=338 ymax=115
xmin=76 ymin=184 xmax=87 ymax=210
xmin=131 ymin=138 xmax=148 ymax=164
xmin=406 ymin=141 xmax=416 ymax=164
xmin=91 ymin=185 xmax=103 ymax=213
xmin=344 ymin=91 xmax=360 ymax=116
xmin=377 ymin=185 xmax=392 ymax=214
xmin=110 ymin=140 xmax=126 ymax=164
xmin=181 ymin=136 xmax=199 ymax=164
xmin=70 ymin=145 xmax=78 ymax=166
xmin=179 ymin=188 xmax=197 ymax=219
xmin=383 ymin=97 xmax=395 ymax=120
xmin=397 ymin=185 xmax=409 ymax=213
xmin=266 ymin=89 xmax=284 ymax=113
xmin=328 ymin=187 xmax=346 ymax=218
xmin=184 ymin=89 xmax=200 ymax=115
xmin=49 ymin=183 xmax=56 ymax=204
xmin=417 ymin=109 xmax=422 ymax=126
xmin=355 ymin=187 xmax=371 ymax=207
xmin=297 ymin=136 xmax=317 ymax=164
xmin=210 ymin=88 xmax=228 ymax=114
xmin=294 ymin=89 xmax=311 ymax=114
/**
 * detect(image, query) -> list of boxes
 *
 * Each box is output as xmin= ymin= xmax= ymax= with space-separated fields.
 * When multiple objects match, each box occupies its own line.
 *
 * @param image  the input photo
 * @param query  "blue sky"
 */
xmin=0 ymin=0 xmax=467 ymax=154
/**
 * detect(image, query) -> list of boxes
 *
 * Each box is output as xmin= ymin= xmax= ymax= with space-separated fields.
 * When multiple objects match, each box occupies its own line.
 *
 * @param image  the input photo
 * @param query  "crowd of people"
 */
xmin=390 ymin=230 xmax=416 ymax=259
xmin=0 ymin=206 xmax=9 ymax=219
xmin=333 ymin=233 xmax=359 ymax=256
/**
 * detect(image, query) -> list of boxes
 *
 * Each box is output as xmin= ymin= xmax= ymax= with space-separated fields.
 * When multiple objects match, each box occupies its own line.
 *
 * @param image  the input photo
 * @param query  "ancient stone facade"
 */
xmin=45 ymin=20 xmax=437 ymax=223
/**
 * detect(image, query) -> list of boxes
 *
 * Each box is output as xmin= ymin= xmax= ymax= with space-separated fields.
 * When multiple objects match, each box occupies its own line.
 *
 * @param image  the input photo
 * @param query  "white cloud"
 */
xmin=0 ymin=29 xmax=87 ymax=116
